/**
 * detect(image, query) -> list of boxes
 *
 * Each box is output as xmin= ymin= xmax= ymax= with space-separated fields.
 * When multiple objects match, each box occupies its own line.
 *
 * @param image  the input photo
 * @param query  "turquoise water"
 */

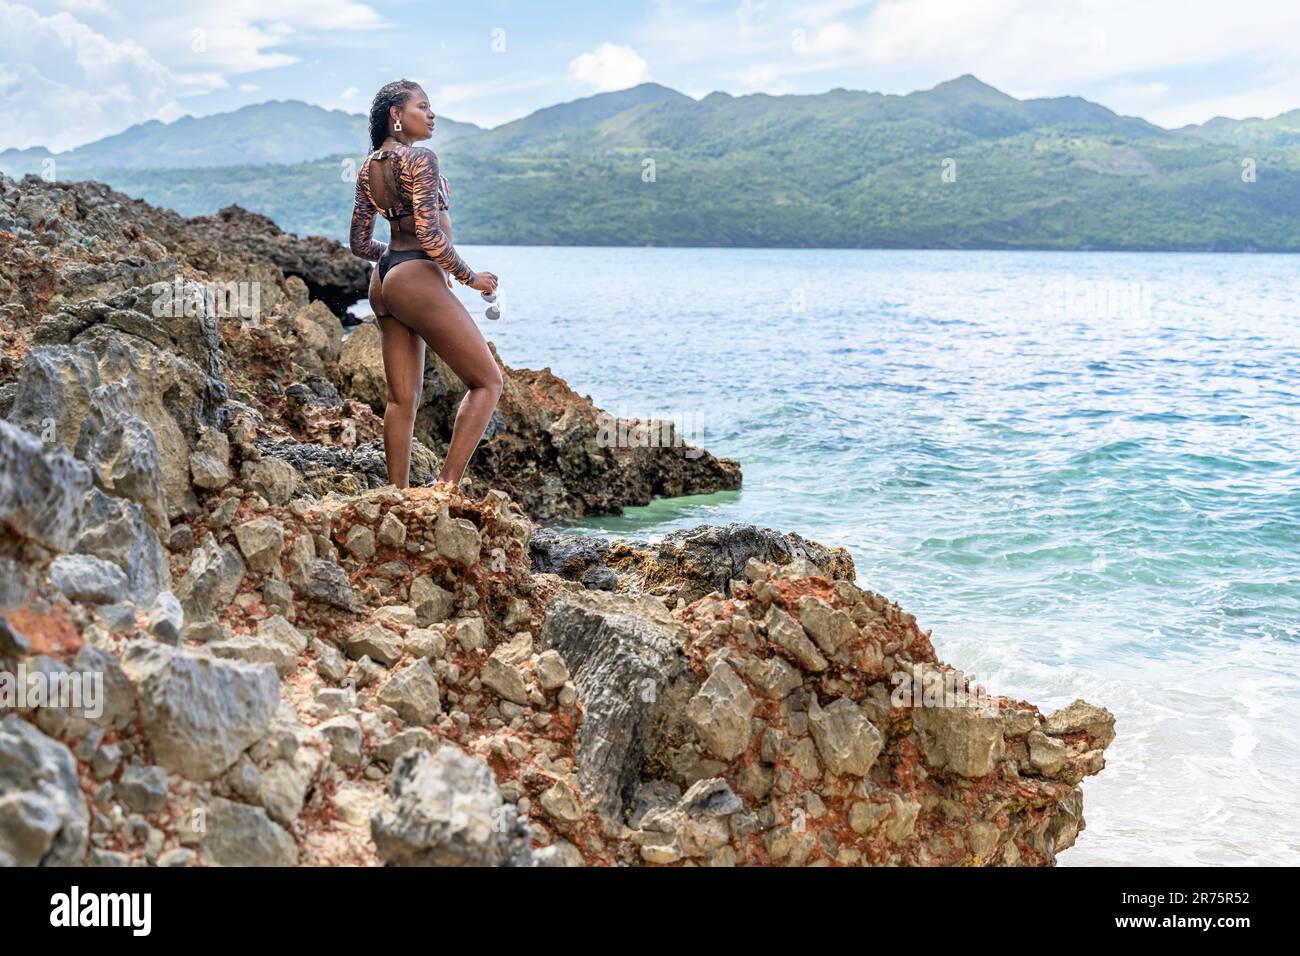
xmin=366 ymin=246 xmax=1300 ymax=864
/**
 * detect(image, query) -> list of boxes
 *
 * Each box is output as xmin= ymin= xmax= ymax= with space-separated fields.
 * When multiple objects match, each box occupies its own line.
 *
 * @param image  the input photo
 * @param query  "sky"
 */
xmin=6 ymin=0 xmax=1300 ymax=152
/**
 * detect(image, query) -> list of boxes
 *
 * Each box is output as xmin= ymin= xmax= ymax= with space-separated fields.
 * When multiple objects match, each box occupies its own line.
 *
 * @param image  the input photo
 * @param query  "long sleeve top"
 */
xmin=349 ymin=144 xmax=475 ymax=284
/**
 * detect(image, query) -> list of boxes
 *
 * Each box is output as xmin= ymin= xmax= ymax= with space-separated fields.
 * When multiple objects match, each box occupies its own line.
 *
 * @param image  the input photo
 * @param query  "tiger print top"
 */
xmin=349 ymin=142 xmax=476 ymax=284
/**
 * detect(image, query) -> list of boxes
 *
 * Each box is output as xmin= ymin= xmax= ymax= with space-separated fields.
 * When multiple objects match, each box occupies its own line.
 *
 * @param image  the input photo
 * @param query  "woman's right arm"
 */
xmin=349 ymin=160 xmax=388 ymax=262
xmin=407 ymin=147 xmax=477 ymax=285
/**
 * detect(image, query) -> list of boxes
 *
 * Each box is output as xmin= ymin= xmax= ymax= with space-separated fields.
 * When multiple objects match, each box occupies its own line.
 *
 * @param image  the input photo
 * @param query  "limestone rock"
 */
xmin=371 ymin=746 xmax=532 ymax=867
xmin=807 ymin=693 xmax=884 ymax=777
xmin=686 ymin=661 xmax=755 ymax=760
xmin=202 ymin=797 xmax=298 ymax=866
xmin=125 ymin=644 xmax=280 ymax=780
xmin=0 ymin=715 xmax=89 ymax=866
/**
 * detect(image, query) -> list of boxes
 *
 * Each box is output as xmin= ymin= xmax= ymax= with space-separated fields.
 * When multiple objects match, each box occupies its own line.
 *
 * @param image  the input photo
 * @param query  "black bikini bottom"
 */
xmin=378 ymin=248 xmax=434 ymax=283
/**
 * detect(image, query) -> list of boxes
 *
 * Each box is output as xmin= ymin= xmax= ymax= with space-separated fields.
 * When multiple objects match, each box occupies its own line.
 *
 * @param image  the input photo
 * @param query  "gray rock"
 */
xmin=763 ymin=604 xmax=827 ymax=672
xmin=73 ymin=488 xmax=171 ymax=604
xmin=539 ymin=590 xmax=695 ymax=822
xmin=481 ymin=654 xmax=530 ymax=706
xmin=409 ymin=576 xmax=454 ymax=624
xmin=0 ymin=714 xmax=89 ymax=865
xmin=807 ymin=693 xmax=884 ymax=777
xmin=49 ymin=553 xmax=128 ymax=604
xmin=233 ymin=516 xmax=285 ymax=573
xmin=345 ymin=623 xmax=402 ymax=666
xmin=435 ymin=515 xmax=481 ymax=567
xmin=259 ymin=745 xmax=323 ymax=826
xmin=117 ymin=765 xmax=167 ymax=813
xmin=189 ymin=425 xmax=231 ymax=490
xmin=174 ymin=535 xmax=245 ymax=624
xmin=293 ymin=557 xmax=355 ymax=610
xmin=377 ymin=658 xmax=442 ymax=724
xmin=240 ymin=458 xmax=302 ymax=507
xmin=124 ymin=643 xmax=280 ymax=780
xmin=912 ymin=699 xmax=1005 ymax=779
xmin=377 ymin=727 xmax=437 ymax=766
xmin=686 ymin=661 xmax=755 ymax=760
xmin=68 ymin=643 xmax=135 ymax=731
xmin=318 ymin=716 xmax=362 ymax=767
xmin=201 ymin=797 xmax=298 ymax=866
xmin=146 ymin=591 xmax=184 ymax=644
xmin=529 ymin=523 xmax=853 ymax=602
xmin=1043 ymin=699 xmax=1117 ymax=749
xmin=1 ymin=401 xmax=92 ymax=554
xmin=371 ymin=746 xmax=532 ymax=866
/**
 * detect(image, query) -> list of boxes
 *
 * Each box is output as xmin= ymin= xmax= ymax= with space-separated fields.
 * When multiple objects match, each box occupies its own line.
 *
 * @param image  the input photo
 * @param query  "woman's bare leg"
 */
xmin=377 ymin=313 xmax=425 ymax=488
xmin=381 ymin=258 xmax=503 ymax=486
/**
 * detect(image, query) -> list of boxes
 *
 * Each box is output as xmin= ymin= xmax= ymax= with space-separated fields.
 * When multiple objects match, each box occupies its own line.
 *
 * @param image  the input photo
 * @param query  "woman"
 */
xmin=349 ymin=79 xmax=501 ymax=490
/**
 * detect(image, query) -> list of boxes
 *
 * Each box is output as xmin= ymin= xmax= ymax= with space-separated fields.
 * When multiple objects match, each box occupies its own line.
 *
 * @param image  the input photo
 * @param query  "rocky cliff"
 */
xmin=0 ymin=172 xmax=1114 ymax=867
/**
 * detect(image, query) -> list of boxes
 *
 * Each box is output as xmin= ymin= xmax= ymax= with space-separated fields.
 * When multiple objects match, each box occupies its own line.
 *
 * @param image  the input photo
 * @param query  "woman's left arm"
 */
xmin=349 ymin=159 xmax=389 ymax=262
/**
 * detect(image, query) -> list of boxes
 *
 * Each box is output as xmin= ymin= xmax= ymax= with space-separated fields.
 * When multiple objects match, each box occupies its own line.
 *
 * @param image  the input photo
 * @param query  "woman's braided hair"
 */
xmin=367 ymin=79 xmax=422 ymax=150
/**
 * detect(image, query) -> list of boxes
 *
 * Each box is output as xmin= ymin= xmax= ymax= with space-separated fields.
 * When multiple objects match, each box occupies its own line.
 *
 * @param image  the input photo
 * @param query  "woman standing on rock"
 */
xmin=350 ymin=79 xmax=501 ymax=490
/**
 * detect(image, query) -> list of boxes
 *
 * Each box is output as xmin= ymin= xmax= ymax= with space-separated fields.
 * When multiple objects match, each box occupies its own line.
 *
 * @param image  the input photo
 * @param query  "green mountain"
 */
xmin=0 ymin=100 xmax=481 ymax=174
xmin=4 ymin=77 xmax=1298 ymax=251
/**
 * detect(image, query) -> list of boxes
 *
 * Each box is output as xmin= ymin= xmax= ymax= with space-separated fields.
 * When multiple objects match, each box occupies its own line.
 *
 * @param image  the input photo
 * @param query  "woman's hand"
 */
xmin=469 ymin=271 xmax=499 ymax=294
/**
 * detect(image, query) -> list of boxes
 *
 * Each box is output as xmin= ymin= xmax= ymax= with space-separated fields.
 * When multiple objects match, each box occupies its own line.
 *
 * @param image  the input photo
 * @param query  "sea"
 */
xmin=353 ymin=245 xmax=1300 ymax=865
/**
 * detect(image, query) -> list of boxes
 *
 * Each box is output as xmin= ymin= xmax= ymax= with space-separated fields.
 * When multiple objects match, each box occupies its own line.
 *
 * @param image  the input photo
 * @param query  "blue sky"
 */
xmin=7 ymin=0 xmax=1300 ymax=151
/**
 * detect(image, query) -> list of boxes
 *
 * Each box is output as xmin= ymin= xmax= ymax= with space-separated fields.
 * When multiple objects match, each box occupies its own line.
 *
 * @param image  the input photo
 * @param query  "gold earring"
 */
xmin=394 ymin=118 xmax=402 ymax=132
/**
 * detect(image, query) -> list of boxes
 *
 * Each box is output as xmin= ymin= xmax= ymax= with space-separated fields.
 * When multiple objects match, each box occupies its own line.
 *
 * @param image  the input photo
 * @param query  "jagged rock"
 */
xmin=240 ymin=458 xmax=302 ymax=507
xmin=377 ymin=658 xmax=442 ymax=723
xmin=796 ymin=595 xmax=856 ymax=656
xmin=0 ymin=715 xmax=89 ymax=866
xmin=1043 ymin=700 xmax=1117 ymax=749
xmin=912 ymin=701 xmax=1006 ymax=779
xmin=534 ymin=649 xmax=569 ymax=691
xmin=318 ymin=716 xmax=363 ymax=767
xmin=73 ymin=488 xmax=170 ymax=604
xmin=530 ymin=522 xmax=854 ymax=600
xmin=807 ymin=694 xmax=883 ymax=777
xmin=410 ymin=576 xmax=454 ymax=625
xmin=481 ymin=653 xmax=530 ymax=706
xmin=48 ymin=554 xmax=128 ymax=604
xmin=146 ymin=591 xmax=184 ymax=644
xmin=117 ymin=765 xmax=167 ymax=813
xmin=686 ymin=661 xmax=755 ymax=760
xmin=233 ymin=516 xmax=285 ymax=572
xmin=255 ymin=437 xmax=440 ymax=498
xmin=764 ymin=604 xmax=827 ymax=672
xmin=539 ymin=589 xmax=695 ymax=821
xmin=202 ymin=797 xmax=298 ymax=866
xmin=637 ymin=777 xmax=744 ymax=861
xmin=0 ymin=418 xmax=92 ymax=552
xmin=10 ymin=285 xmax=231 ymax=521
xmin=123 ymin=643 xmax=280 ymax=780
xmin=292 ymin=557 xmax=355 ymax=611
xmin=345 ymin=623 xmax=402 ymax=666
xmin=189 ymin=425 xmax=232 ymax=490
xmin=174 ymin=535 xmax=245 ymax=626
xmin=435 ymin=515 xmax=481 ymax=567
xmin=371 ymin=746 xmax=532 ymax=867
xmin=1028 ymin=730 xmax=1068 ymax=776
xmin=377 ymin=727 xmax=438 ymax=766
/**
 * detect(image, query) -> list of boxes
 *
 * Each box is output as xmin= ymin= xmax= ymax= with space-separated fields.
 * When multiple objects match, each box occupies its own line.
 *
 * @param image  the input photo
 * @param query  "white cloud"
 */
xmin=636 ymin=0 xmax=1300 ymax=125
xmin=568 ymin=42 xmax=651 ymax=92
xmin=125 ymin=0 xmax=386 ymax=76
xmin=0 ymin=1 xmax=178 ymax=151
